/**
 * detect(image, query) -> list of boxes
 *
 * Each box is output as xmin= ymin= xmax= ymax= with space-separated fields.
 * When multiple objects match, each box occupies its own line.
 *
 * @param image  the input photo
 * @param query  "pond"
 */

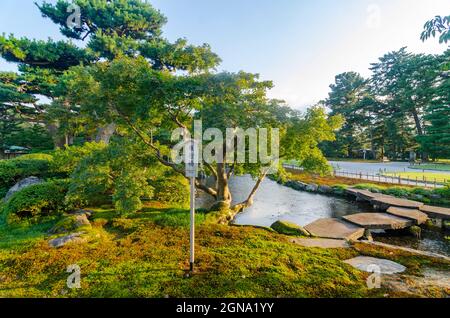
xmin=197 ymin=175 xmax=449 ymax=256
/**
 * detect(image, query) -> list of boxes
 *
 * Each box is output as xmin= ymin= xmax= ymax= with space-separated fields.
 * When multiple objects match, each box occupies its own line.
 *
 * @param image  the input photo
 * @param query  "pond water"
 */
xmin=197 ymin=175 xmax=449 ymax=256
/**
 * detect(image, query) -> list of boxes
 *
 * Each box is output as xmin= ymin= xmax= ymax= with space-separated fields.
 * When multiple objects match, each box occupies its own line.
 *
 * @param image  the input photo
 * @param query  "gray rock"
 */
xmin=48 ymin=232 xmax=87 ymax=248
xmin=49 ymin=214 xmax=92 ymax=235
xmin=332 ymin=187 xmax=345 ymax=195
xmin=68 ymin=209 xmax=93 ymax=218
xmin=285 ymin=181 xmax=305 ymax=191
xmin=413 ymin=194 xmax=424 ymax=200
xmin=305 ymin=184 xmax=319 ymax=192
xmin=430 ymin=194 xmax=442 ymax=200
xmin=343 ymin=256 xmax=406 ymax=274
xmin=318 ymin=185 xmax=332 ymax=194
xmin=4 ymin=176 xmax=43 ymax=201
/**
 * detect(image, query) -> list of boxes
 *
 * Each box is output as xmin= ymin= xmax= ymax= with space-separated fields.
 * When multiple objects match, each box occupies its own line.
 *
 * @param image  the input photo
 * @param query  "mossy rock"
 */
xmin=408 ymin=226 xmax=422 ymax=239
xmin=270 ymin=220 xmax=310 ymax=237
xmin=443 ymin=221 xmax=450 ymax=231
xmin=49 ymin=214 xmax=91 ymax=234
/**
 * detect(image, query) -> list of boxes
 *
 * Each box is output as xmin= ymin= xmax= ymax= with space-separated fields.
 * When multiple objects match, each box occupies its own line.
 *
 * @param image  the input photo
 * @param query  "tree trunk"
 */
xmin=46 ymin=123 xmax=65 ymax=149
xmin=411 ymin=109 xmax=428 ymax=162
xmin=215 ymin=163 xmax=232 ymax=205
xmin=95 ymin=123 xmax=116 ymax=144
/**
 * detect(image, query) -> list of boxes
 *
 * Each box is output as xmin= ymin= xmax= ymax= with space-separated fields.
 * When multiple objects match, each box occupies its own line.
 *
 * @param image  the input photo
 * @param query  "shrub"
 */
xmin=2 ymin=180 xmax=69 ymax=221
xmin=0 ymin=154 xmax=53 ymax=191
xmin=50 ymin=142 xmax=107 ymax=176
xmin=151 ymin=175 xmax=189 ymax=206
xmin=434 ymin=185 xmax=450 ymax=199
xmin=66 ymin=138 xmax=160 ymax=214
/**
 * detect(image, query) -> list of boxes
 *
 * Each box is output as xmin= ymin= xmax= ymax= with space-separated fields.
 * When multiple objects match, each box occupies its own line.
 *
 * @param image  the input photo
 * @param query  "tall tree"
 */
xmin=62 ymin=57 xmax=342 ymax=212
xmin=370 ymin=48 xmax=438 ymax=160
xmin=0 ymin=0 xmax=220 ymax=148
xmin=418 ymin=50 xmax=450 ymax=159
xmin=323 ymin=72 xmax=369 ymax=158
xmin=421 ymin=15 xmax=450 ymax=44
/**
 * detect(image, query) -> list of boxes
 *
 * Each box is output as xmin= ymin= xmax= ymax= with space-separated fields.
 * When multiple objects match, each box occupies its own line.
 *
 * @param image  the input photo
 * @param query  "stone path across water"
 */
xmin=304 ymin=218 xmax=365 ymax=240
xmin=420 ymin=205 xmax=450 ymax=220
xmin=386 ymin=207 xmax=428 ymax=225
xmin=343 ymin=213 xmax=414 ymax=230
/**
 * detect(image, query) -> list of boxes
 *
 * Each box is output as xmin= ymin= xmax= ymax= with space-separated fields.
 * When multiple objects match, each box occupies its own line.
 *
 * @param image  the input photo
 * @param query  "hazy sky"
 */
xmin=1 ymin=0 xmax=449 ymax=109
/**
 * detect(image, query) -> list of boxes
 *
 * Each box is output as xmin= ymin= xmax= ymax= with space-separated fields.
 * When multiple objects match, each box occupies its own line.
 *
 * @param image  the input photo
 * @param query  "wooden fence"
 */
xmin=282 ymin=164 xmax=445 ymax=188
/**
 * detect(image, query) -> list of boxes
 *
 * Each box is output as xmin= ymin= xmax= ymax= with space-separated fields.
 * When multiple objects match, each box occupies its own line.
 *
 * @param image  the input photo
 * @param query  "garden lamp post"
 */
xmin=185 ymin=139 xmax=199 ymax=273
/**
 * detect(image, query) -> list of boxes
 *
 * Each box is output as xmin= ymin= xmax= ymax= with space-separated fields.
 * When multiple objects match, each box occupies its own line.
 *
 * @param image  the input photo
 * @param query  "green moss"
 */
xmin=270 ymin=220 xmax=310 ymax=237
xmin=0 ymin=205 xmax=447 ymax=298
xmin=49 ymin=214 xmax=91 ymax=234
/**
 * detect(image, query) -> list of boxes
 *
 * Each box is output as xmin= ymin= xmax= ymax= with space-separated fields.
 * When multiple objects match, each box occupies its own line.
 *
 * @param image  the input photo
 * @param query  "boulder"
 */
xmin=332 ymin=186 xmax=346 ymax=196
xmin=48 ymin=232 xmax=87 ymax=248
xmin=285 ymin=181 xmax=305 ymax=191
xmin=343 ymin=256 xmax=406 ymax=274
xmin=318 ymin=185 xmax=332 ymax=194
xmin=49 ymin=214 xmax=91 ymax=234
xmin=290 ymin=181 xmax=307 ymax=191
xmin=68 ymin=209 xmax=93 ymax=219
xmin=4 ymin=176 xmax=43 ymax=201
xmin=270 ymin=220 xmax=310 ymax=237
xmin=430 ymin=194 xmax=442 ymax=200
xmin=408 ymin=226 xmax=422 ymax=239
xmin=305 ymin=184 xmax=319 ymax=192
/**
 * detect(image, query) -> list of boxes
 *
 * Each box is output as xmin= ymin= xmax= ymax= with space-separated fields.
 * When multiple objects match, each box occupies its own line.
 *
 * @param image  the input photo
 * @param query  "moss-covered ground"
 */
xmin=0 ymin=202 xmax=448 ymax=298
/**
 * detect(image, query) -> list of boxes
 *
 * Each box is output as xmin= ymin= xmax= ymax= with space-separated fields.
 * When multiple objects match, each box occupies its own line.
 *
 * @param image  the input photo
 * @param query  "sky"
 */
xmin=0 ymin=0 xmax=449 ymax=110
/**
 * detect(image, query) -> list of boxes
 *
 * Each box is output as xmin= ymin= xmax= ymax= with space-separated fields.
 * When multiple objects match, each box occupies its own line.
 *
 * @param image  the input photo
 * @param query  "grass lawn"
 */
xmin=285 ymin=168 xmax=417 ymax=188
xmin=383 ymin=172 xmax=450 ymax=184
xmin=1 ymin=202 xmax=448 ymax=298
xmin=409 ymin=164 xmax=450 ymax=172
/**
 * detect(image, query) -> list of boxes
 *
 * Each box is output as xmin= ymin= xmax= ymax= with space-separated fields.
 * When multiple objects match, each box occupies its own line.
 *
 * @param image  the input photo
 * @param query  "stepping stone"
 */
xmin=419 ymin=205 xmax=450 ymax=220
xmin=386 ymin=207 xmax=429 ymax=225
xmin=371 ymin=196 xmax=424 ymax=210
xmin=343 ymin=213 xmax=413 ymax=230
xmin=304 ymin=218 xmax=365 ymax=241
xmin=343 ymin=256 xmax=406 ymax=274
xmin=346 ymin=189 xmax=380 ymax=200
xmin=291 ymin=238 xmax=350 ymax=249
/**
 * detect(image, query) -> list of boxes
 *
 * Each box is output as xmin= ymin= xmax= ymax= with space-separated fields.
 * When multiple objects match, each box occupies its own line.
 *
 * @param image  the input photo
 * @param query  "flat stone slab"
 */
xmin=291 ymin=238 xmax=350 ymax=248
xmin=419 ymin=205 xmax=450 ymax=220
xmin=386 ymin=207 xmax=429 ymax=225
xmin=343 ymin=213 xmax=413 ymax=230
xmin=304 ymin=218 xmax=365 ymax=241
xmin=343 ymin=256 xmax=406 ymax=274
xmin=371 ymin=196 xmax=424 ymax=210
xmin=346 ymin=189 xmax=381 ymax=200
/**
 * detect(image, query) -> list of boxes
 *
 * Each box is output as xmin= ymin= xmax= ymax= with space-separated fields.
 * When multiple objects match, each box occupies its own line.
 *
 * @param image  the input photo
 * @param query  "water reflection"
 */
xmin=197 ymin=175 xmax=373 ymax=227
xmin=196 ymin=175 xmax=449 ymax=256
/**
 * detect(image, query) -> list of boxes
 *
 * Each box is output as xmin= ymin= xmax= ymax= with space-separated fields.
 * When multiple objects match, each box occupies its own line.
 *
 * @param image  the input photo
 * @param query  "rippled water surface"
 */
xmin=197 ymin=175 xmax=449 ymax=256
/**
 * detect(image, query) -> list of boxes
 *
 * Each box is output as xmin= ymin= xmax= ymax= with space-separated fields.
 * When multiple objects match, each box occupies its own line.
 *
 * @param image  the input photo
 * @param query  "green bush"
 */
xmin=66 ymin=138 xmax=160 ymax=214
xmin=151 ymin=175 xmax=189 ymax=206
xmin=434 ymin=185 xmax=450 ymax=199
xmin=2 ymin=180 xmax=69 ymax=221
xmin=50 ymin=142 xmax=107 ymax=176
xmin=0 ymin=154 xmax=53 ymax=191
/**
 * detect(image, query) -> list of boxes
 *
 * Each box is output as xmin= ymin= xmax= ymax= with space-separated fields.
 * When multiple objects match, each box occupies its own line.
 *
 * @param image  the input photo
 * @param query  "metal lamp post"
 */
xmin=185 ymin=139 xmax=198 ymax=273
